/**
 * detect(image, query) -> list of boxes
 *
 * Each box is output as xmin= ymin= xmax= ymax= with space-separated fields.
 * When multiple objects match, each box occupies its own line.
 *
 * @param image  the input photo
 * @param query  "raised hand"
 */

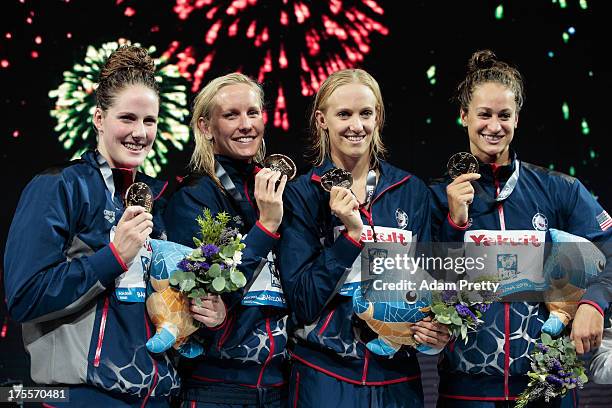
xmin=254 ymin=168 xmax=287 ymax=234
xmin=330 ymin=186 xmax=363 ymax=242
xmin=446 ymin=173 xmax=481 ymax=227
xmin=112 ymin=206 xmax=153 ymax=264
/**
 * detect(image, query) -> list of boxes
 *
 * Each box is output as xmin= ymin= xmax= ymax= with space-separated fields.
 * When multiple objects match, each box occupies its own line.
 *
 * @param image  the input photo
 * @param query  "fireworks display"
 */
xmin=118 ymin=0 xmax=389 ymax=130
xmin=48 ymin=40 xmax=190 ymax=176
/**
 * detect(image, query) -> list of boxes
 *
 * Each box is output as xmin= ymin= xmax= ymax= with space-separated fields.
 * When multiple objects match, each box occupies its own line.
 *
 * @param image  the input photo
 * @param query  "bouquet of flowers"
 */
xmin=170 ymin=209 xmax=247 ymax=304
xmin=515 ymin=333 xmax=588 ymax=408
xmin=429 ymin=277 xmax=499 ymax=342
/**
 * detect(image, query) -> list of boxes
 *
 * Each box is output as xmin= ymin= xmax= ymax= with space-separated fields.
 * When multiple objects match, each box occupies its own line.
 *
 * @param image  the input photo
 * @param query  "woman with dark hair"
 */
xmin=4 ymin=45 xmax=180 ymax=406
xmin=430 ymin=49 xmax=612 ymax=407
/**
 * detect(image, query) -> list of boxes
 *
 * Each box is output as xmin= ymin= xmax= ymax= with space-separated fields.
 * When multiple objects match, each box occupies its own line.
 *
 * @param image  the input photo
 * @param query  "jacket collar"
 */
xmin=477 ymin=150 xmax=518 ymax=184
xmin=310 ymin=157 xmax=411 ymax=199
xmin=82 ymin=150 xmax=168 ymax=201
xmin=215 ymin=154 xmax=258 ymax=180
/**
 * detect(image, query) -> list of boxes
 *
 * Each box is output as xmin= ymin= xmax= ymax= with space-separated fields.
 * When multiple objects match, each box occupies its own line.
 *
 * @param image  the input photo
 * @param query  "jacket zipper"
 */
xmin=93 ymin=295 xmax=110 ymax=367
xmin=217 ymin=311 xmax=234 ymax=350
xmin=141 ymin=314 xmax=159 ymax=407
xmin=256 ymin=316 xmax=275 ymax=387
xmin=493 ymin=165 xmax=510 ymax=400
xmin=318 ymin=309 xmax=336 ymax=336
xmin=361 ymin=348 xmax=370 ymax=385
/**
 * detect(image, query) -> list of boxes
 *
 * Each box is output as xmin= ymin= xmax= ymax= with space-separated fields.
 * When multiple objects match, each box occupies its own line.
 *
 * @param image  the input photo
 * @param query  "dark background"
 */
xmin=1 ymin=0 xmax=610 ymax=406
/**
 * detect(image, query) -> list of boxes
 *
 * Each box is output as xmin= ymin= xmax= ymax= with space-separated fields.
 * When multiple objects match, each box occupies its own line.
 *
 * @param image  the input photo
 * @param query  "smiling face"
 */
xmin=316 ymin=83 xmax=377 ymax=164
xmin=94 ymin=84 xmax=159 ymax=169
xmin=200 ymin=83 xmax=264 ymax=161
xmin=462 ymin=82 xmax=519 ymax=165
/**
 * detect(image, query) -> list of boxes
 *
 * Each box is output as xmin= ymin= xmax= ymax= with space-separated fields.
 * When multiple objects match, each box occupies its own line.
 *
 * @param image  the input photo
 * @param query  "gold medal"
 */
xmin=263 ymin=154 xmax=297 ymax=181
xmin=320 ymin=168 xmax=353 ymax=192
xmin=447 ymin=152 xmax=480 ymax=180
xmin=125 ymin=182 xmax=153 ymax=213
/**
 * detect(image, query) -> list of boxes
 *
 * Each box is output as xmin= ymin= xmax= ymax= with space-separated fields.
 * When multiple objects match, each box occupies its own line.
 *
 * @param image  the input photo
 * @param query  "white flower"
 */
xmin=232 ymin=251 xmax=243 ymax=265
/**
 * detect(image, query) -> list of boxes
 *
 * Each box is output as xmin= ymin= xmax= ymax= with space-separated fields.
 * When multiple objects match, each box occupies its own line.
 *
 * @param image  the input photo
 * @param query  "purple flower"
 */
xmin=474 ymin=303 xmax=491 ymax=313
xmin=201 ymin=244 xmax=220 ymax=257
xmin=455 ymin=304 xmax=477 ymax=320
xmin=197 ymin=261 xmax=210 ymax=270
xmin=545 ymin=375 xmax=563 ymax=386
xmin=551 ymin=359 xmax=562 ymax=372
xmin=177 ymin=259 xmax=192 ymax=271
xmin=537 ymin=343 xmax=549 ymax=353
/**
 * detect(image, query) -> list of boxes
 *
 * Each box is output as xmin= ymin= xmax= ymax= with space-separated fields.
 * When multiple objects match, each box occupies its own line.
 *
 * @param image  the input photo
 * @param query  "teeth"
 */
xmin=124 ymin=143 xmax=143 ymax=151
xmin=483 ymin=134 xmax=502 ymax=142
xmin=235 ymin=137 xmax=255 ymax=143
xmin=347 ymin=136 xmax=364 ymax=142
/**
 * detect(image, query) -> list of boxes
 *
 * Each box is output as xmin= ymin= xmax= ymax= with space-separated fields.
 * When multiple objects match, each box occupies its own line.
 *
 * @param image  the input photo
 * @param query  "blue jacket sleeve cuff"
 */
xmin=440 ymin=214 xmax=468 ymax=242
xmin=580 ymin=290 xmax=607 ymax=316
xmin=243 ymin=222 xmax=280 ymax=258
xmin=88 ymin=244 xmax=128 ymax=288
xmin=331 ymin=232 xmax=363 ymax=268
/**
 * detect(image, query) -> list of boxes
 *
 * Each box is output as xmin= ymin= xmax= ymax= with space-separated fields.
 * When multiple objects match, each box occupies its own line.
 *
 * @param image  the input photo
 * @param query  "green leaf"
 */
xmin=460 ymin=324 xmax=468 ymax=340
xmin=451 ymin=315 xmax=463 ymax=326
xmin=208 ymin=263 xmax=222 ymax=278
xmin=541 ymin=333 xmax=553 ymax=346
xmin=222 ymin=245 xmax=235 ymax=258
xmin=212 ymin=276 xmax=226 ymax=292
xmin=431 ymin=303 xmax=448 ymax=315
xmin=180 ymin=278 xmax=196 ymax=292
xmin=437 ymin=315 xmax=452 ymax=324
xmin=230 ymin=269 xmax=247 ymax=288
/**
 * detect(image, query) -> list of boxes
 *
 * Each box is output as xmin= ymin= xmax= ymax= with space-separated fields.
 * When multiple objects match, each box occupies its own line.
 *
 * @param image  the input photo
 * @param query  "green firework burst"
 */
xmin=49 ymin=40 xmax=190 ymax=176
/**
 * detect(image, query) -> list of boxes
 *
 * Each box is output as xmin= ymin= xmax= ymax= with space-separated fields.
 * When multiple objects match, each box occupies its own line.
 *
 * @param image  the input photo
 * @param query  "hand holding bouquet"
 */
xmin=516 ymin=333 xmax=587 ymax=408
xmin=146 ymin=209 xmax=247 ymax=357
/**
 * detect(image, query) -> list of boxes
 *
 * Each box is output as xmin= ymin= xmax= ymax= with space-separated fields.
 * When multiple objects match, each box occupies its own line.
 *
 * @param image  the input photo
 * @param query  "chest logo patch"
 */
xmin=395 ymin=208 xmax=408 ymax=229
xmin=532 ymin=212 xmax=548 ymax=231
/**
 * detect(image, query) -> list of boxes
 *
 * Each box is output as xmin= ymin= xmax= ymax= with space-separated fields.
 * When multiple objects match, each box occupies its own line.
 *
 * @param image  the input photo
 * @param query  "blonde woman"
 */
xmin=164 ymin=73 xmax=288 ymax=407
xmin=279 ymin=69 xmax=449 ymax=408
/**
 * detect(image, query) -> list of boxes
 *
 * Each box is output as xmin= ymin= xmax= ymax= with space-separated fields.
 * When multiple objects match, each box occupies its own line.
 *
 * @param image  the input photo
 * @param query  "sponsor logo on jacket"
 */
xmin=361 ymin=227 xmax=410 ymax=246
xmin=468 ymin=233 xmax=542 ymax=247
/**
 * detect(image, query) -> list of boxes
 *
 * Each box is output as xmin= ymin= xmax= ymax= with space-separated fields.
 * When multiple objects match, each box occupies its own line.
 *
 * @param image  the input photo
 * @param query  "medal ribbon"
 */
xmin=473 ymin=160 xmax=521 ymax=203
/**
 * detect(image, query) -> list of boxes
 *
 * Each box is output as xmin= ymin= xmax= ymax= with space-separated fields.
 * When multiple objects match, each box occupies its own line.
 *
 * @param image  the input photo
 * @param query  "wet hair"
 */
xmin=96 ymin=45 xmax=159 ymax=111
xmin=189 ymin=72 xmax=265 ymax=186
xmin=309 ymin=68 xmax=386 ymax=168
xmin=456 ymin=49 xmax=525 ymax=113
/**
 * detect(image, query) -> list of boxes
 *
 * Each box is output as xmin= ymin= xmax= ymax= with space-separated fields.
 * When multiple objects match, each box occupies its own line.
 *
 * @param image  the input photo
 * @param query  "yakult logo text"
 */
xmin=361 ymin=228 xmax=410 ymax=246
xmin=469 ymin=233 xmax=542 ymax=247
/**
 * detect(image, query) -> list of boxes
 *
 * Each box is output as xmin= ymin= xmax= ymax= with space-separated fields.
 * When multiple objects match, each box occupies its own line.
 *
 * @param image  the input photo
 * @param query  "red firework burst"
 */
xmin=125 ymin=0 xmax=388 ymax=129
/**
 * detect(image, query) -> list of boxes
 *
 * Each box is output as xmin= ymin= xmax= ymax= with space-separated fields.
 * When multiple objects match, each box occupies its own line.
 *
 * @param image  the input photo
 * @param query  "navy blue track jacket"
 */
xmin=163 ymin=155 xmax=288 ymax=391
xmin=279 ymin=158 xmax=432 ymax=386
xmin=4 ymin=150 xmax=179 ymax=405
xmin=429 ymin=153 xmax=612 ymax=401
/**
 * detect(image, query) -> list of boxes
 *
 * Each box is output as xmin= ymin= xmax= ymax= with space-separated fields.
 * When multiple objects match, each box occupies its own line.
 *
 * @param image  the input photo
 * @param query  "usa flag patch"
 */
xmin=596 ymin=210 xmax=612 ymax=231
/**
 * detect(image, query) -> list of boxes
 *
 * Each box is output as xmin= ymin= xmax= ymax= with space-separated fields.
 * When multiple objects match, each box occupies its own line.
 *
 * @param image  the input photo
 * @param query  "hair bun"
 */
xmin=99 ymin=45 xmax=155 ymax=83
xmin=468 ymin=49 xmax=498 ymax=72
